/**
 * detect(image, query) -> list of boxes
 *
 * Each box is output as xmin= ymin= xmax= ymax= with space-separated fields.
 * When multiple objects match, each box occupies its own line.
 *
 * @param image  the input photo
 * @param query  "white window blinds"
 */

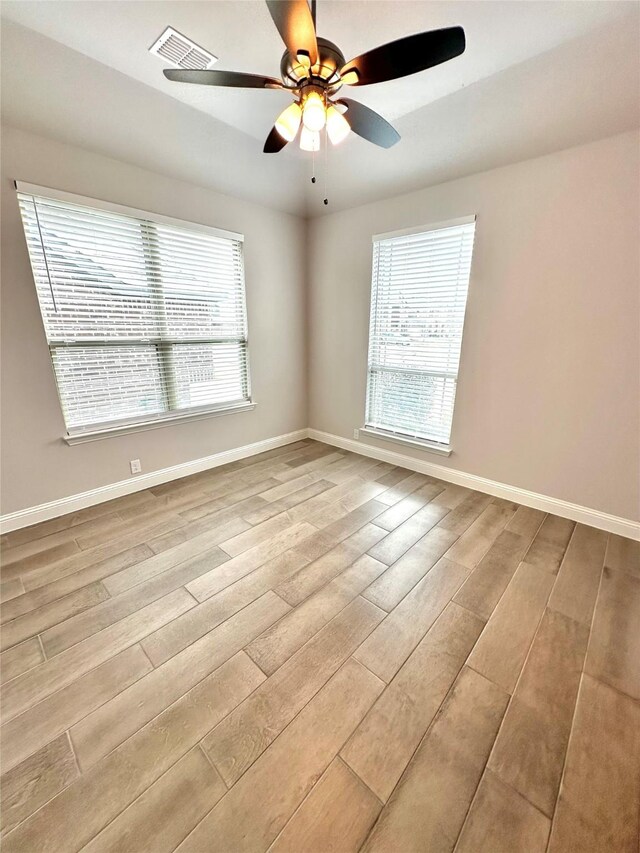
xmin=17 ymin=186 xmax=251 ymax=435
xmin=365 ymin=218 xmax=476 ymax=448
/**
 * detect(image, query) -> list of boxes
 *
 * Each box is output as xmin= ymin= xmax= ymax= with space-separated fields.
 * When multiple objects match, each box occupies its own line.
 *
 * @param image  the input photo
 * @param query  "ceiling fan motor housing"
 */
xmin=280 ymin=37 xmax=346 ymax=92
xmin=163 ymin=3 xmax=465 ymax=154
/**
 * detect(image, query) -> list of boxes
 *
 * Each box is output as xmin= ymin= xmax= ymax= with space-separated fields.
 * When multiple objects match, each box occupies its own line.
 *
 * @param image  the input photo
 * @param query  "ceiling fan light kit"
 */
xmin=162 ymin=0 xmax=466 ymax=200
xmin=301 ymin=89 xmax=327 ymax=131
xmin=326 ymin=104 xmax=350 ymax=145
xmin=275 ymin=101 xmax=302 ymax=141
xmin=300 ymin=126 xmax=320 ymax=151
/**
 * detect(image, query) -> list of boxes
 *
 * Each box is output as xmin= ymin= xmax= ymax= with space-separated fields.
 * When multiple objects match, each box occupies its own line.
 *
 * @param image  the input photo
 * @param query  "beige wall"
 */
xmin=2 ymin=127 xmax=638 ymax=523
xmin=1 ymin=126 xmax=307 ymax=514
xmin=308 ymin=131 xmax=640 ymax=521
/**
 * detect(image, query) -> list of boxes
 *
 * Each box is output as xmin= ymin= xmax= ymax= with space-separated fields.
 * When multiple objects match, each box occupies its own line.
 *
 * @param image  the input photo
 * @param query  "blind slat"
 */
xmin=365 ymin=220 xmax=475 ymax=446
xmin=18 ymin=192 xmax=251 ymax=433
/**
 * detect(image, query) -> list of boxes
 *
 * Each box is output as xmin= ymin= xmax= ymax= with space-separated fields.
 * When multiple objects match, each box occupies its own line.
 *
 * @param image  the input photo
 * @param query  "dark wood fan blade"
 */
xmin=266 ymin=0 xmax=318 ymax=65
xmin=163 ymin=69 xmax=283 ymax=89
xmin=337 ymin=98 xmax=400 ymax=148
xmin=340 ymin=26 xmax=465 ymax=86
xmin=264 ymin=126 xmax=289 ymax=153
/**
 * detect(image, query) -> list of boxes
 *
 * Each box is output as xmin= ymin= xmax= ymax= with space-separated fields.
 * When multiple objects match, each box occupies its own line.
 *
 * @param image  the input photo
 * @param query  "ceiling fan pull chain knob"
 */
xmin=324 ymin=124 xmax=329 ymax=205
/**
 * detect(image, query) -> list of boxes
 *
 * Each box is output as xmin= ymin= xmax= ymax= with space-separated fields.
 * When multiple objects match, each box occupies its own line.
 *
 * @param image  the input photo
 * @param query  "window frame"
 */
xmin=363 ymin=215 xmax=476 ymax=455
xmin=16 ymin=181 xmax=254 ymax=443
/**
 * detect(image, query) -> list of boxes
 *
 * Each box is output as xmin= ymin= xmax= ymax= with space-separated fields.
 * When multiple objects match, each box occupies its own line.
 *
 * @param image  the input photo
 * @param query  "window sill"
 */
xmin=63 ymin=401 xmax=256 ymax=445
xmin=359 ymin=426 xmax=452 ymax=457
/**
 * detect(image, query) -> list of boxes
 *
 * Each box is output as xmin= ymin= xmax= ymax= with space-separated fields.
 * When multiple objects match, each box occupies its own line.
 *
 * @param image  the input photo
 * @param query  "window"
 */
xmin=365 ymin=217 xmax=476 ymax=450
xmin=17 ymin=184 xmax=251 ymax=438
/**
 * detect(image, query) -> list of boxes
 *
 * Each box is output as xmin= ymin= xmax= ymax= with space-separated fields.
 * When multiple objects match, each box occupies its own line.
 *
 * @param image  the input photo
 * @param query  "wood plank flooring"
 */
xmin=1 ymin=439 xmax=638 ymax=852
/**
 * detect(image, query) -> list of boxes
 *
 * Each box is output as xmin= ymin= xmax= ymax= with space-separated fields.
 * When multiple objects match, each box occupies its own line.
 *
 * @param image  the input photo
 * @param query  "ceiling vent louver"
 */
xmin=149 ymin=26 xmax=217 ymax=70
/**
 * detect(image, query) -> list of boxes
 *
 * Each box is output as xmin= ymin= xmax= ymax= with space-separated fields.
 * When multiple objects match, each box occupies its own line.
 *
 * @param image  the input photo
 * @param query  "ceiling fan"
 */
xmin=163 ymin=0 xmax=465 ymax=154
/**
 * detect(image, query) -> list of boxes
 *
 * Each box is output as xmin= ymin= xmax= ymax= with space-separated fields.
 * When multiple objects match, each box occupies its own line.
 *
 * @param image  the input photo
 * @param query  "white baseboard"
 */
xmin=3 ymin=426 xmax=638 ymax=540
xmin=309 ymin=428 xmax=640 ymax=541
xmin=0 ymin=429 xmax=308 ymax=534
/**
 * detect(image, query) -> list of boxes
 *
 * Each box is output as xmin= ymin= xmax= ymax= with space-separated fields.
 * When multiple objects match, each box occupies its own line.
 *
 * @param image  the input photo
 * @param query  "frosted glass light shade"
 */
xmin=275 ymin=102 xmax=302 ymax=141
xmin=302 ymin=91 xmax=326 ymax=131
xmin=326 ymin=105 xmax=351 ymax=145
xmin=300 ymin=127 xmax=320 ymax=151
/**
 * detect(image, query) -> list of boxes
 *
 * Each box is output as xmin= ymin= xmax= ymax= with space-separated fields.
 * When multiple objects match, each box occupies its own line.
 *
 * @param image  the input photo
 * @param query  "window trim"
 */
xmin=365 ymin=214 xmax=477 ymax=452
xmin=16 ymin=181 xmax=252 ymax=441
xmin=14 ymin=181 xmax=244 ymax=243
xmin=359 ymin=426 xmax=452 ymax=456
xmin=63 ymin=400 xmax=256 ymax=445
xmin=371 ymin=215 xmax=476 ymax=244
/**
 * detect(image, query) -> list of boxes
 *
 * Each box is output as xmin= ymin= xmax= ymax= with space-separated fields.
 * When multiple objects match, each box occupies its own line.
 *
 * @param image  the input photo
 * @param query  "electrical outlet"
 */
xmin=130 ymin=459 xmax=142 ymax=475
xmin=353 ymin=429 xmax=359 ymax=440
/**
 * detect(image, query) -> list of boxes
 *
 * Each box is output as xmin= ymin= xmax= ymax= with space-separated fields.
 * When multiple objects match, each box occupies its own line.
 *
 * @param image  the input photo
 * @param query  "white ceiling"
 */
xmin=1 ymin=1 xmax=639 ymax=216
xmin=1 ymin=0 xmax=634 ymax=138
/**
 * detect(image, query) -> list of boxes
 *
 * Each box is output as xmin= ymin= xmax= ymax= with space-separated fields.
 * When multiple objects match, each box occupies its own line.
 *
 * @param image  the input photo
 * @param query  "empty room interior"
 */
xmin=1 ymin=1 xmax=639 ymax=850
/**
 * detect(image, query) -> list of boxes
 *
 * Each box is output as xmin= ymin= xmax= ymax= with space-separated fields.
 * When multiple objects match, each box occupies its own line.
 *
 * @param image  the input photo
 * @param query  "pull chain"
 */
xmin=311 ymin=147 xmax=316 ymax=184
xmin=323 ymin=125 xmax=329 ymax=205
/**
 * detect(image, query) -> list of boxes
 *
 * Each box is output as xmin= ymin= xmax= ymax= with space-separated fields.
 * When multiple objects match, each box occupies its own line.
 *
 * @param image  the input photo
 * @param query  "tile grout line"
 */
xmin=336 ymin=753 xmax=385 ymax=806
xmin=137 ymin=640 xmax=156 ymax=671
xmin=180 ymin=652 xmax=387 ymax=853
xmin=1 ymin=442 xmax=316 ymax=548
xmin=15 ymin=501 xmax=303 ymax=633
xmin=346 ymin=649 xmax=388 ymax=686
xmin=467 ymin=526 xmax=574 ymax=824
xmin=451 ymin=598 xmax=488 ymax=623
xmin=391 ymin=517 xmax=561 ymax=851
xmin=36 ymin=633 xmax=47 ymax=662
xmin=350 ymin=544 xmax=483 ymax=693
xmin=197 ymin=741 xmax=229 ymax=787
xmin=0 ymin=468 xmax=500 ymax=681
xmin=441 ymin=503 xmax=518 ymax=576
xmin=1 ymin=642 xmax=160 ymax=777
xmin=3 ymin=649 xmax=269 ymax=846
xmin=3 ymin=444 xmax=635 ymax=850
xmin=5 ymin=553 xmax=229 ymax=654
xmin=202 ymin=611 xmax=388 ymax=791
xmin=452 ymin=764 xmax=552 ymax=852
xmin=1 ymin=730 xmax=83 ymax=840
xmin=585 ymin=672 xmax=640 ymax=705
xmin=355 ymin=623 xmax=488 ymax=852
xmin=11 ymin=448 xmax=321 ymax=581
xmin=267 ymin=755 xmax=384 ymax=853
xmin=543 ymin=528 xmax=608 ymax=852
xmin=2 ymin=582 xmax=197 ymax=675
xmin=0 ymin=592 xmax=194 ymax=727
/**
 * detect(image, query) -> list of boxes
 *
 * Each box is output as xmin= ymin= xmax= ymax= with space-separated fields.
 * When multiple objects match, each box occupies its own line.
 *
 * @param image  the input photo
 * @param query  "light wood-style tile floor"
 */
xmin=1 ymin=439 xmax=638 ymax=852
